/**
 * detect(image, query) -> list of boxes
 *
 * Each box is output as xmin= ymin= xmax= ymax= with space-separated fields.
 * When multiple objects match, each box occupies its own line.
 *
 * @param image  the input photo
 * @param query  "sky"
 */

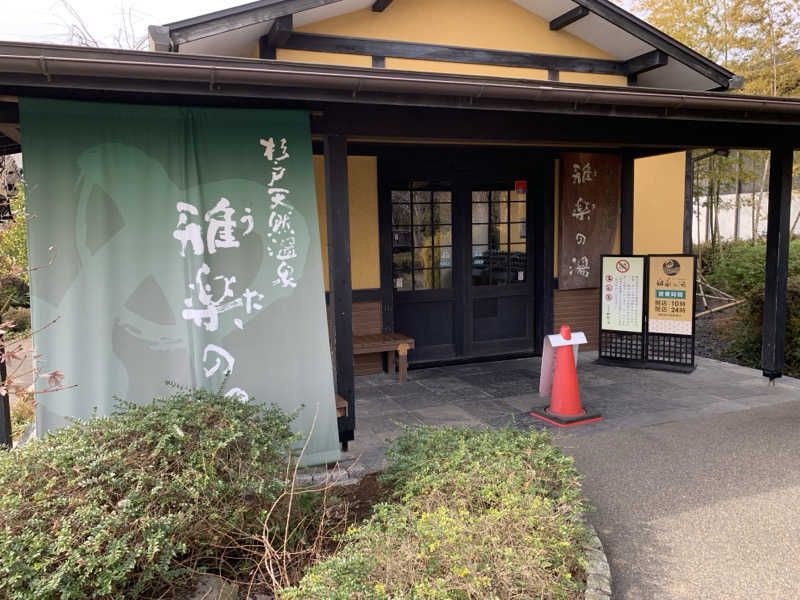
xmin=0 ymin=0 xmax=246 ymax=47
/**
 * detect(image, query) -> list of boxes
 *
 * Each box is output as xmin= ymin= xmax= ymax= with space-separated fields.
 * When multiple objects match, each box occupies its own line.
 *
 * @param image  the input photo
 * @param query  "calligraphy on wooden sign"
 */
xmin=559 ymin=152 xmax=621 ymax=290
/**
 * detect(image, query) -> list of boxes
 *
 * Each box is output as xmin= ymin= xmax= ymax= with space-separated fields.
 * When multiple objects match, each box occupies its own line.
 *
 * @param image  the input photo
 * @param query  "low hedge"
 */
xmin=0 ymin=388 xmax=296 ymax=599
xmin=282 ymin=426 xmax=589 ymax=600
xmin=724 ymin=275 xmax=800 ymax=377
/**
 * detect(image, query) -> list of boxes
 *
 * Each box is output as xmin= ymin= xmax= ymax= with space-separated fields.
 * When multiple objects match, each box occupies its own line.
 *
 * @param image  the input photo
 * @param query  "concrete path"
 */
xmin=343 ymin=354 xmax=800 ymax=599
xmin=563 ymin=400 xmax=800 ymax=599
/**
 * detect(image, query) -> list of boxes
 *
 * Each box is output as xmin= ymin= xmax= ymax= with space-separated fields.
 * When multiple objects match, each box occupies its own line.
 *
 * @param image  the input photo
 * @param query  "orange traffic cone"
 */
xmin=530 ymin=325 xmax=602 ymax=427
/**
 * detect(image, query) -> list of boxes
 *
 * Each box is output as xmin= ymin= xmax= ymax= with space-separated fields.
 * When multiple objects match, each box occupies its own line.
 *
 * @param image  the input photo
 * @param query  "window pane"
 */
xmin=392 ymin=250 xmax=412 ymax=272
xmin=472 ymin=202 xmax=489 ymax=224
xmin=490 ymin=249 xmax=510 ymax=286
xmin=491 ymin=198 xmax=509 ymax=223
xmin=394 ymin=269 xmax=412 ymax=291
xmin=434 ymin=268 xmax=453 ymax=289
xmin=434 ymin=225 xmax=452 ymax=246
xmin=491 ymin=190 xmax=509 ymax=204
xmin=509 ymin=201 xmax=526 ymax=222
xmin=412 ymin=190 xmax=432 ymax=205
xmin=414 ymin=226 xmax=433 ymax=247
xmin=472 ymin=190 xmax=489 ymax=203
xmin=414 ymin=247 xmax=433 ymax=270
xmin=472 ymin=224 xmax=489 ymax=245
xmin=413 ymin=203 xmax=432 ymax=225
xmin=434 ymin=247 xmax=453 ymax=268
xmin=414 ymin=269 xmax=433 ymax=291
xmin=433 ymin=203 xmax=452 ymax=224
xmin=392 ymin=190 xmax=410 ymax=203
xmin=490 ymin=223 xmax=509 ymax=246
xmin=510 ymin=243 xmax=527 ymax=281
xmin=392 ymin=203 xmax=411 ymax=226
xmin=434 ymin=191 xmax=452 ymax=203
xmin=510 ymin=221 xmax=527 ymax=242
xmin=511 ymin=190 xmax=526 ymax=203
xmin=393 ymin=227 xmax=411 ymax=248
xmin=472 ymin=245 xmax=490 ymax=286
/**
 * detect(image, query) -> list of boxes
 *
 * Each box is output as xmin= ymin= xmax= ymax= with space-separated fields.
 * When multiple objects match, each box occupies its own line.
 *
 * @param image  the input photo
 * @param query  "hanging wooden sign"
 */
xmin=559 ymin=152 xmax=621 ymax=290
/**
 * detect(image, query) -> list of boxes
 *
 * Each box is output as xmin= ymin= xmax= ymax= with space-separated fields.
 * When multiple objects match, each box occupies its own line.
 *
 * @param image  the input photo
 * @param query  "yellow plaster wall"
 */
xmin=633 ymin=152 xmax=686 ymax=254
xmin=273 ymin=0 xmax=627 ymax=86
xmin=314 ymin=155 xmax=381 ymax=290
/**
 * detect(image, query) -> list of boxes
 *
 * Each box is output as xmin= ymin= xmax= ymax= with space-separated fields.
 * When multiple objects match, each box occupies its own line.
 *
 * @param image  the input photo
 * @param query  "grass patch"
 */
xmin=282 ymin=426 xmax=589 ymax=600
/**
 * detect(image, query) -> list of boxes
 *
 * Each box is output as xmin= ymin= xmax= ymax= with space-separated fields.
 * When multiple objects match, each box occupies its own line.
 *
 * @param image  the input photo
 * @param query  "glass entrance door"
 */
xmin=381 ymin=148 xmax=544 ymax=365
xmin=468 ymin=186 xmax=534 ymax=354
xmin=392 ymin=184 xmax=458 ymax=361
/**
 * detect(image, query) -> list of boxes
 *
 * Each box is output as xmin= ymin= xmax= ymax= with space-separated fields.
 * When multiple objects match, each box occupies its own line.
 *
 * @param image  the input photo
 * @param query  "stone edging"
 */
xmin=583 ymin=521 xmax=613 ymax=600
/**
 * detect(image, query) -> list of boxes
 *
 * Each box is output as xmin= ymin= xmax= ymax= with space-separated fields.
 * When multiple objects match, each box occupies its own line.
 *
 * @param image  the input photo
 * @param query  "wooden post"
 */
xmin=762 ymin=146 xmax=794 ymax=379
xmin=534 ymin=157 xmax=555 ymax=347
xmin=620 ymin=154 xmax=635 ymax=255
xmin=324 ymin=135 xmax=355 ymax=446
xmin=0 ymin=333 xmax=11 ymax=448
xmin=397 ymin=343 xmax=410 ymax=383
xmin=683 ymin=150 xmax=694 ymax=254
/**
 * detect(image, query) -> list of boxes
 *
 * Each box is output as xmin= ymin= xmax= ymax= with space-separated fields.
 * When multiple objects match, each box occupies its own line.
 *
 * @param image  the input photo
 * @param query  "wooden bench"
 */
xmin=336 ymin=394 xmax=348 ymax=418
xmin=353 ymin=332 xmax=415 ymax=383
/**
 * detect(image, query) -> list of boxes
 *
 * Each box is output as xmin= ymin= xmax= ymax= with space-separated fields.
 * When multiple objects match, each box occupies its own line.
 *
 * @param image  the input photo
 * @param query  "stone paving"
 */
xmin=341 ymin=351 xmax=800 ymax=473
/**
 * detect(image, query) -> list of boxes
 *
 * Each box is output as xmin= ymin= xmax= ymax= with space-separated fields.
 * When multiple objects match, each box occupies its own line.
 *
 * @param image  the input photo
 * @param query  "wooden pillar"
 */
xmin=683 ymin=150 xmax=694 ymax=254
xmin=761 ymin=146 xmax=794 ymax=379
xmin=620 ymin=154 xmax=635 ymax=255
xmin=534 ymin=157 xmax=556 ymax=346
xmin=324 ymin=135 xmax=355 ymax=445
xmin=0 ymin=335 xmax=10 ymax=448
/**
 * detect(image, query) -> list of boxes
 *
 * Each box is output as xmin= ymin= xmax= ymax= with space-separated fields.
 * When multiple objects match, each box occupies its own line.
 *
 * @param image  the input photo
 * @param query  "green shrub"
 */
xmin=724 ymin=275 xmax=800 ymax=377
xmin=0 ymin=188 xmax=28 ymax=283
xmin=0 ymin=388 xmax=296 ymax=599
xmin=697 ymin=239 xmax=800 ymax=297
xmin=2 ymin=306 xmax=30 ymax=333
xmin=282 ymin=426 xmax=589 ymax=600
xmin=9 ymin=392 xmax=34 ymax=443
xmin=0 ymin=275 xmax=28 ymax=309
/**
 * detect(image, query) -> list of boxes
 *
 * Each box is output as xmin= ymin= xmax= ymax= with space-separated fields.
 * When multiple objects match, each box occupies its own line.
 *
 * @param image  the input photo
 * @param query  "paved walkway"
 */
xmin=342 ymin=354 xmax=800 ymax=599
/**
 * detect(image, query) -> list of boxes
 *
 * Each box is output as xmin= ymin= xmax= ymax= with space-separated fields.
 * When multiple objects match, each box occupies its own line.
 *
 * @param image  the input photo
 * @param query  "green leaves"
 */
xmin=0 ymin=388 xmax=296 ymax=599
xmin=283 ymin=426 xmax=589 ymax=600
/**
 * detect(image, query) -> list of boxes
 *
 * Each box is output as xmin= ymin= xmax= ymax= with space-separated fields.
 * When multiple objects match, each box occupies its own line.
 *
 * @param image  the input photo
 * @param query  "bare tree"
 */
xmin=56 ymin=0 xmax=148 ymax=50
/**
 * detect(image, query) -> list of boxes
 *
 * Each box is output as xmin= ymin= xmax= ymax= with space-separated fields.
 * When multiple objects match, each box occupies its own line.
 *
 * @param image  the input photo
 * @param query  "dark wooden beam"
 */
xmin=761 ymin=146 xmax=794 ymax=379
xmin=372 ymin=55 xmax=386 ymax=68
xmin=259 ymin=15 xmax=293 ymax=59
xmin=623 ymin=50 xmax=668 ymax=76
xmin=683 ymin=150 xmax=693 ymax=253
xmin=312 ymin=104 xmax=800 ymax=151
xmin=550 ymin=6 xmax=590 ymax=30
xmin=534 ymin=157 xmax=556 ymax=347
xmin=372 ymin=0 xmax=394 ymax=11
xmin=548 ymin=69 xmax=559 ymax=82
xmin=0 ymin=335 xmax=10 ymax=448
xmin=324 ymin=135 xmax=355 ymax=446
xmin=620 ymin=153 xmax=634 ymax=254
xmin=280 ymin=32 xmax=629 ymax=75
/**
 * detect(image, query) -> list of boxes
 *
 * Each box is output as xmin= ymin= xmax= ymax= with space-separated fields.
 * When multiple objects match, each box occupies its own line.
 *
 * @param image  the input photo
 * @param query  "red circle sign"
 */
xmin=616 ymin=259 xmax=631 ymax=273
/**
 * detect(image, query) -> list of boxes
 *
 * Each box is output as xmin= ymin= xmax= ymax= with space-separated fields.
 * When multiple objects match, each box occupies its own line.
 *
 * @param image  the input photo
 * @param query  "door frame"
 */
xmin=377 ymin=145 xmax=555 ymax=365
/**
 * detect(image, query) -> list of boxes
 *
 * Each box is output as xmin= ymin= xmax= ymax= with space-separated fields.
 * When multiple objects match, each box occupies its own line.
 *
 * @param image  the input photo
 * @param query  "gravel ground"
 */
xmin=694 ymin=311 xmax=737 ymax=362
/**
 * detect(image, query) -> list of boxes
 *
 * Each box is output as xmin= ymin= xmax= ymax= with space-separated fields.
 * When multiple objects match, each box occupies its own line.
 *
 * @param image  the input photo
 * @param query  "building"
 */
xmin=0 ymin=0 xmax=798 ymax=458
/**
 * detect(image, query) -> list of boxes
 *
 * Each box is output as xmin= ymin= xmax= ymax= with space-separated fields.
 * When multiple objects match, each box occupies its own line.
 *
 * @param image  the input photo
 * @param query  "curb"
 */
xmin=583 ymin=521 xmax=613 ymax=599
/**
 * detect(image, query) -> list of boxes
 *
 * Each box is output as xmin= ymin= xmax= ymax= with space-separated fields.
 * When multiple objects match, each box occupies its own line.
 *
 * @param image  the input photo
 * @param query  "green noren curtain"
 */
xmin=19 ymin=98 xmax=340 ymax=466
